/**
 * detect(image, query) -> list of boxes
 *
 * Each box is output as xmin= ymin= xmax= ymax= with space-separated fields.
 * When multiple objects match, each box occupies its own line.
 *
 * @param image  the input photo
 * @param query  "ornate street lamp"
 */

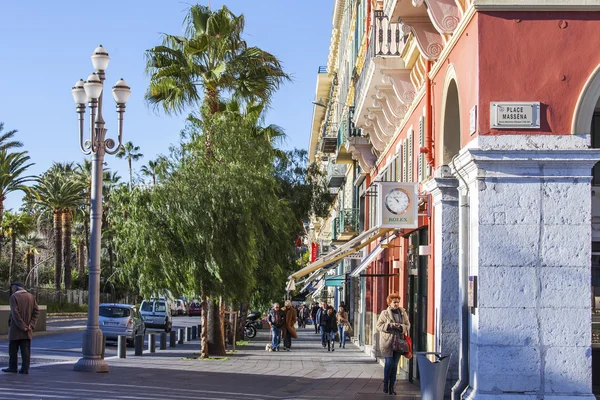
xmin=71 ymin=45 xmax=130 ymax=372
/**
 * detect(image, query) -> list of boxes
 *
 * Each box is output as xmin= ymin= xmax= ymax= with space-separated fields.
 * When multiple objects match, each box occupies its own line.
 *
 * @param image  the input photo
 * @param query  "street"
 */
xmin=0 ymin=315 xmax=203 ymax=366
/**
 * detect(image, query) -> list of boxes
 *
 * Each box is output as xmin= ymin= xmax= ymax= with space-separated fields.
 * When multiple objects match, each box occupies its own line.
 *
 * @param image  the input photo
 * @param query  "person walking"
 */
xmin=267 ymin=303 xmax=286 ymax=352
xmin=297 ymin=304 xmax=306 ymax=329
xmin=310 ymin=303 xmax=320 ymax=334
xmin=315 ymin=301 xmax=328 ymax=347
xmin=282 ymin=300 xmax=297 ymax=351
xmin=376 ymin=293 xmax=410 ymax=395
xmin=324 ymin=306 xmax=337 ymax=352
xmin=337 ymin=305 xmax=349 ymax=349
xmin=2 ymin=282 xmax=40 ymax=374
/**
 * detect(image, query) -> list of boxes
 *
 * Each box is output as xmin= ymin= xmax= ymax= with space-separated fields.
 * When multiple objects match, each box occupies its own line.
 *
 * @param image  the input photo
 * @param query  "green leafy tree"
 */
xmin=117 ymin=142 xmax=144 ymax=188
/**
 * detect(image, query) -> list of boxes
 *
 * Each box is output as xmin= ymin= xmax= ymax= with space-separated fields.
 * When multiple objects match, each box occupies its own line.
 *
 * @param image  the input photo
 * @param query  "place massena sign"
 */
xmin=490 ymin=102 xmax=540 ymax=129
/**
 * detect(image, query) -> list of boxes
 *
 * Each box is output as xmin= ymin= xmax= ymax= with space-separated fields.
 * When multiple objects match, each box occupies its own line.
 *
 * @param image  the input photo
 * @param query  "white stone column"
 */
xmin=424 ymin=166 xmax=460 ymax=392
xmin=453 ymin=147 xmax=600 ymax=400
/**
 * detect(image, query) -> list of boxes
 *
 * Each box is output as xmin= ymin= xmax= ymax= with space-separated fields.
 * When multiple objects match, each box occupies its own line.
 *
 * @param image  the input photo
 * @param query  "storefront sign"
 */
xmin=325 ymin=275 xmax=344 ymax=287
xmin=377 ymin=182 xmax=418 ymax=229
xmin=344 ymin=250 xmax=364 ymax=260
xmin=490 ymin=102 xmax=540 ymax=129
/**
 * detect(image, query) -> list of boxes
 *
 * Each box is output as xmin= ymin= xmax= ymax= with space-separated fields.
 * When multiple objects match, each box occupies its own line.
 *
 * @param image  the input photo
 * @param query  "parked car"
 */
xmin=140 ymin=298 xmax=173 ymax=332
xmin=99 ymin=303 xmax=145 ymax=347
xmin=188 ymin=301 xmax=202 ymax=316
xmin=176 ymin=299 xmax=187 ymax=315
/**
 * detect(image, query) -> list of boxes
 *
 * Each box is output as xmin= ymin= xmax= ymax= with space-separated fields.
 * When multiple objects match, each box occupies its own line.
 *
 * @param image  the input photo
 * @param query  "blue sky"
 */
xmin=0 ymin=1 xmax=333 ymax=210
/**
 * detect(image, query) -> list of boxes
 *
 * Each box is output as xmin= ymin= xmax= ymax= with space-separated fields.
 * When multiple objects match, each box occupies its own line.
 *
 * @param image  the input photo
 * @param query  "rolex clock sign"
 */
xmin=377 ymin=182 xmax=418 ymax=229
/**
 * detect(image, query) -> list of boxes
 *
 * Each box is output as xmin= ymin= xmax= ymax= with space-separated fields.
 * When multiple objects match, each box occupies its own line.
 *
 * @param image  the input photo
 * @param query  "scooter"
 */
xmin=244 ymin=311 xmax=261 ymax=339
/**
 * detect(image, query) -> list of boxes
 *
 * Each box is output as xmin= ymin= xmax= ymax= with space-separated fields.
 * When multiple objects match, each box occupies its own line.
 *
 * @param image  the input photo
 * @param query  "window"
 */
xmin=141 ymin=302 xmax=153 ymax=312
xmin=100 ymin=307 xmax=131 ymax=318
xmin=155 ymin=301 xmax=167 ymax=312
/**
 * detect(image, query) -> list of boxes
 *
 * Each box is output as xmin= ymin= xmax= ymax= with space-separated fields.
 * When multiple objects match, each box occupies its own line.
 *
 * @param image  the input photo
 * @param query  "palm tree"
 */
xmin=117 ymin=142 xmax=143 ymax=188
xmin=140 ymin=159 xmax=165 ymax=185
xmin=0 ymin=122 xmax=24 ymax=151
xmin=0 ymin=150 xmax=35 ymax=229
xmin=145 ymin=4 xmax=290 ymax=117
xmin=21 ymin=233 xmax=45 ymax=286
xmin=33 ymin=174 xmax=85 ymax=290
xmin=2 ymin=211 xmax=34 ymax=282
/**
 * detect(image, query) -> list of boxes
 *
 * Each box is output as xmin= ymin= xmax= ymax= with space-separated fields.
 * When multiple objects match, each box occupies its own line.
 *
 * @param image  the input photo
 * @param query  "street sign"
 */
xmin=490 ymin=102 xmax=540 ymax=129
xmin=344 ymin=250 xmax=364 ymax=260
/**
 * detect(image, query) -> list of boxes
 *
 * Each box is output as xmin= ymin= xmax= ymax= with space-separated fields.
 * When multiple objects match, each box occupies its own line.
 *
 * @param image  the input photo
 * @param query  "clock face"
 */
xmin=385 ymin=188 xmax=411 ymax=215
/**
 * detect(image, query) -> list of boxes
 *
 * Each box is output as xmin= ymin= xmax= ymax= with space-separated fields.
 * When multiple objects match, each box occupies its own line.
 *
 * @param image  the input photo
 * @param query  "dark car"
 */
xmin=188 ymin=301 xmax=202 ymax=316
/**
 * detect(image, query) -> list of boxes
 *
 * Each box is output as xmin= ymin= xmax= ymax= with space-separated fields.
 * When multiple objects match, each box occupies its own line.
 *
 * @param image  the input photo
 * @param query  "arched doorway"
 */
xmin=442 ymin=80 xmax=461 ymax=165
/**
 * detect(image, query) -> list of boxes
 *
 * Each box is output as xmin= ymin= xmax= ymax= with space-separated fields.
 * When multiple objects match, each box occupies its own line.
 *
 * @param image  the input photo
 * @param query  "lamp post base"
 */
xmin=74 ymin=327 xmax=109 ymax=373
xmin=74 ymin=357 xmax=109 ymax=373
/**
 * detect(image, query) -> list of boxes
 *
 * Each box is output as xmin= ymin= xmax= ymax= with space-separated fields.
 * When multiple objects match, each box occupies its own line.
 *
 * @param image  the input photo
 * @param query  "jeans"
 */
xmin=8 ymin=339 xmax=31 ymax=372
xmin=313 ymin=318 xmax=319 ymax=333
xmin=320 ymin=325 xmax=327 ymax=345
xmin=338 ymin=325 xmax=346 ymax=347
xmin=383 ymin=351 xmax=402 ymax=387
xmin=271 ymin=327 xmax=282 ymax=349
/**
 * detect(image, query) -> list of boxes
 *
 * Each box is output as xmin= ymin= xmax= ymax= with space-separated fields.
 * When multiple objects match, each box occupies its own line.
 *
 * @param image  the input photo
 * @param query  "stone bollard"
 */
xmin=178 ymin=328 xmax=185 ymax=344
xmin=198 ymin=324 xmax=202 ymax=336
xmin=134 ymin=334 xmax=143 ymax=356
xmin=148 ymin=333 xmax=156 ymax=353
xmin=118 ymin=335 xmax=127 ymax=359
xmin=186 ymin=326 xmax=192 ymax=342
xmin=169 ymin=330 xmax=177 ymax=347
xmin=160 ymin=332 xmax=167 ymax=350
xmin=191 ymin=325 xmax=197 ymax=340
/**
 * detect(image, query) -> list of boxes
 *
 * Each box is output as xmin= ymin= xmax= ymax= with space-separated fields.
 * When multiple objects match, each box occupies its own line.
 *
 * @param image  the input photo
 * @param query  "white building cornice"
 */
xmin=473 ymin=0 xmax=600 ymax=11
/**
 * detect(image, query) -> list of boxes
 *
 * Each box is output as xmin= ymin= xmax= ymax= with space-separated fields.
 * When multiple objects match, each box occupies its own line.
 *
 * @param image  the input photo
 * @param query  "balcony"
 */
xmin=320 ymin=135 xmax=338 ymax=154
xmin=333 ymin=208 xmax=360 ymax=243
xmin=327 ymin=162 xmax=348 ymax=188
xmin=332 ymin=217 xmax=340 ymax=242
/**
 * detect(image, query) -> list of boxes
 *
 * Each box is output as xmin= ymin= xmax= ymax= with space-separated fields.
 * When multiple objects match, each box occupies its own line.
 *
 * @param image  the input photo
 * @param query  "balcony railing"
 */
xmin=318 ymin=66 xmax=328 ymax=74
xmin=339 ymin=208 xmax=359 ymax=233
xmin=355 ymin=11 xmax=405 ymax=113
xmin=327 ymin=163 xmax=348 ymax=188
xmin=332 ymin=217 xmax=340 ymax=241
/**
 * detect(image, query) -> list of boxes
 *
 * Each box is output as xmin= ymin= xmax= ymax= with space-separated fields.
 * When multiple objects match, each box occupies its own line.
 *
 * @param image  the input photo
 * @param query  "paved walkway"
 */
xmin=0 ymin=326 xmax=420 ymax=399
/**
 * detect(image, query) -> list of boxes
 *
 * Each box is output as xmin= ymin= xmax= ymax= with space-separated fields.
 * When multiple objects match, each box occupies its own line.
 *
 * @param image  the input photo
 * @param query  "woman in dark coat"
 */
xmin=323 ymin=306 xmax=337 ymax=352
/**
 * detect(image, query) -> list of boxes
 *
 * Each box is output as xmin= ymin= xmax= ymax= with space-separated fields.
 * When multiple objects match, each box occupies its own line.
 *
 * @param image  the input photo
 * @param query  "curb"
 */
xmin=0 ymin=327 xmax=85 ymax=341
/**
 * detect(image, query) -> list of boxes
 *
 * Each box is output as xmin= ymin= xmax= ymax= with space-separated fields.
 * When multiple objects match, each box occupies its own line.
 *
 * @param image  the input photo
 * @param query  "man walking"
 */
xmin=311 ymin=303 xmax=319 ymax=334
xmin=2 ymin=282 xmax=40 ymax=374
xmin=315 ymin=301 xmax=328 ymax=347
xmin=267 ymin=303 xmax=286 ymax=351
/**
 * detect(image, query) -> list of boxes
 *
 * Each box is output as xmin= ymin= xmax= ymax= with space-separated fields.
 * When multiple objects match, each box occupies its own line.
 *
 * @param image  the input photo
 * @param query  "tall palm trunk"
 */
xmin=63 ymin=211 xmax=72 ymax=289
xmin=0 ymin=198 xmax=4 ymax=263
xmin=83 ymin=215 xmax=90 ymax=289
xmin=53 ymin=210 xmax=63 ymax=290
xmin=8 ymin=234 xmax=16 ymax=283
xmin=78 ymin=240 xmax=85 ymax=276
xmin=128 ymin=158 xmax=133 ymax=188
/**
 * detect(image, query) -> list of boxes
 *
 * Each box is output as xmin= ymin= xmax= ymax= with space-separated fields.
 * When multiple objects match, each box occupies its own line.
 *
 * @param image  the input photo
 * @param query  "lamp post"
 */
xmin=71 ymin=45 xmax=131 ymax=373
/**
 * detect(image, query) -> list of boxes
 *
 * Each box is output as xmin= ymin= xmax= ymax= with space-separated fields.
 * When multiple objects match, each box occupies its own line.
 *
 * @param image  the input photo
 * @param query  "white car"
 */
xmin=140 ymin=299 xmax=173 ymax=332
xmin=176 ymin=299 xmax=187 ymax=315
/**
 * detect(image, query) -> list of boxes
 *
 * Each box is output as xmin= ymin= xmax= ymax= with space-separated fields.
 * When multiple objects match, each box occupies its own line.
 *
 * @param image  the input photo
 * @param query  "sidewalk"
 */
xmin=0 ymin=326 xmax=420 ymax=399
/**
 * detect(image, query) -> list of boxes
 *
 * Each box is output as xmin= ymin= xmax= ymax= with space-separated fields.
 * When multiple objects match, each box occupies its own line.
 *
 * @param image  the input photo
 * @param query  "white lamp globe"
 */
xmin=112 ymin=79 xmax=131 ymax=104
xmin=91 ymin=45 xmax=110 ymax=71
xmin=71 ymin=79 xmax=87 ymax=104
xmin=83 ymin=73 xmax=103 ymax=101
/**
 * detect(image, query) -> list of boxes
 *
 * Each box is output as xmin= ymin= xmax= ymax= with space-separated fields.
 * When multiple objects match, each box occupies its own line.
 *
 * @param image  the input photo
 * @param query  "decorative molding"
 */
xmin=401 ymin=18 xmax=444 ymax=60
xmin=429 ymin=5 xmax=476 ymax=79
xmin=346 ymin=137 xmax=377 ymax=172
xmin=375 ymin=88 xmax=409 ymax=120
xmin=381 ymin=69 xmax=416 ymax=105
xmin=413 ymin=0 xmax=461 ymax=34
xmin=572 ymin=63 xmax=600 ymax=136
xmin=364 ymin=127 xmax=387 ymax=152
